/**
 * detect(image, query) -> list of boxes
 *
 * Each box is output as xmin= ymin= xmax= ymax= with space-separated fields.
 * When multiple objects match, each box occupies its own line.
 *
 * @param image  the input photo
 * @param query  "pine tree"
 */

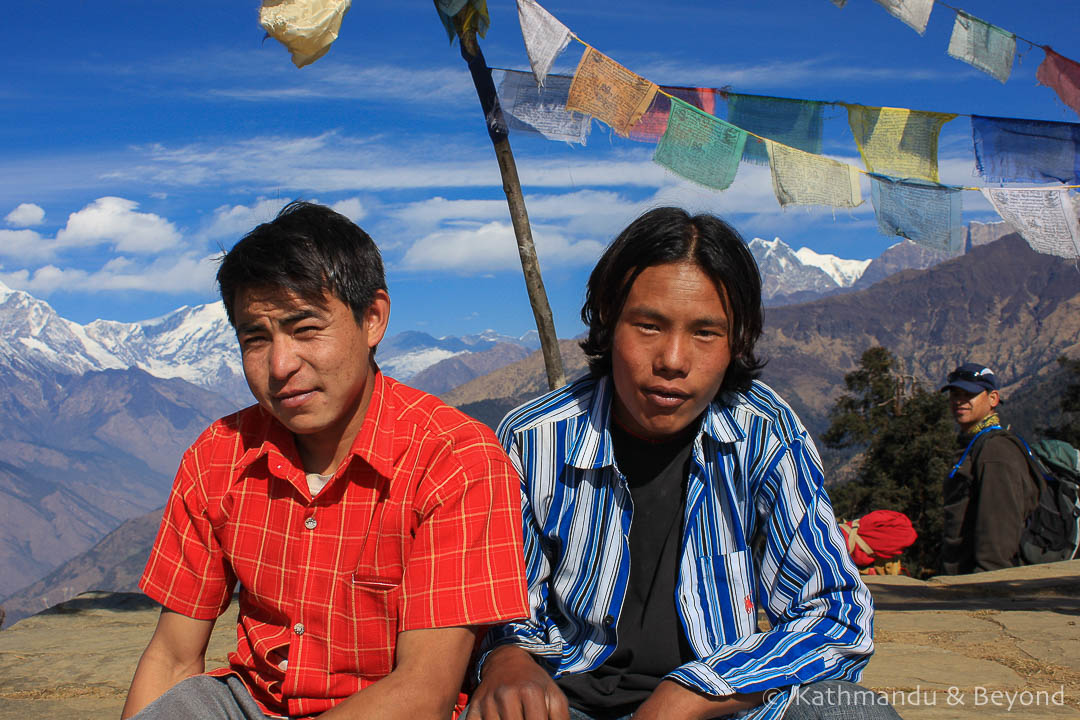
xmin=1042 ymin=355 xmax=1080 ymax=448
xmin=825 ymin=347 xmax=955 ymax=575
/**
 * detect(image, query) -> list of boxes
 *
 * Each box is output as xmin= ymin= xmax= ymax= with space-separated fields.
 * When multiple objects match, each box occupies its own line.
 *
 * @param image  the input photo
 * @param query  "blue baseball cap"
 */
xmin=941 ymin=362 xmax=1000 ymax=395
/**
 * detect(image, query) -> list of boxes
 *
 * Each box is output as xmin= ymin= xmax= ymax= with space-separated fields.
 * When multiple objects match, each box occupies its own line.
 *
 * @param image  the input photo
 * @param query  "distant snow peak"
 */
xmin=794 ymin=247 xmax=871 ymax=288
xmin=750 ymin=237 xmax=787 ymax=254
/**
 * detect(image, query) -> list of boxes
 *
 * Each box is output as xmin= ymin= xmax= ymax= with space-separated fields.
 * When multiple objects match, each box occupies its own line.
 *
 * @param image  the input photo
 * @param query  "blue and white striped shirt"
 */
xmin=481 ymin=375 xmax=874 ymax=720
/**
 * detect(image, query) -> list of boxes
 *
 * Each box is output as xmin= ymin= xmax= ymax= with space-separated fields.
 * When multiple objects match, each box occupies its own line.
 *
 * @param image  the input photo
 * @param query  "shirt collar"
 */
xmin=235 ymin=368 xmax=397 ymax=482
xmin=565 ymin=376 xmax=746 ymax=470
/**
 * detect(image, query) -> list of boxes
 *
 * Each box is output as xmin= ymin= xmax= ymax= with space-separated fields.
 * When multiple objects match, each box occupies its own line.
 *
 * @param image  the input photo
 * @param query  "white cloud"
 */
xmin=399 ymin=221 xmax=605 ymax=273
xmin=0 ymin=252 xmax=218 ymax=297
xmin=55 ymin=197 xmax=181 ymax=253
xmin=0 ymin=265 xmax=82 ymax=295
xmin=0 ymin=229 xmax=53 ymax=262
xmin=330 ymin=197 xmax=367 ymax=223
xmin=207 ymin=63 xmax=473 ymax=106
xmin=5 ymin=203 xmax=45 ymax=227
xmin=203 ymin=198 xmax=289 ymax=240
xmin=639 ymin=57 xmax=955 ymax=90
xmin=391 ymin=190 xmax=652 ymax=243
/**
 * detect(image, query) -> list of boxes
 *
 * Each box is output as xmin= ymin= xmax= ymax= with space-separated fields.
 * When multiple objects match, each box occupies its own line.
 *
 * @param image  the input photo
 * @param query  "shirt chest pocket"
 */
xmin=332 ymin=570 xmax=403 ymax=679
xmin=693 ymin=549 xmax=757 ymax=647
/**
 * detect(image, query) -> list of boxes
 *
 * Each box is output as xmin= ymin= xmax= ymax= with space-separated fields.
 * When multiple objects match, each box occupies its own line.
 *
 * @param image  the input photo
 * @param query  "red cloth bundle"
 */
xmin=838 ymin=510 xmax=918 ymax=567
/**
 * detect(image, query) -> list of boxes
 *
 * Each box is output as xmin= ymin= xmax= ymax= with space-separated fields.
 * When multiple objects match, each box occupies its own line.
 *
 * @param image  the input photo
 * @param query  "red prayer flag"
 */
xmin=1037 ymin=46 xmax=1080 ymax=118
xmin=628 ymin=86 xmax=719 ymax=142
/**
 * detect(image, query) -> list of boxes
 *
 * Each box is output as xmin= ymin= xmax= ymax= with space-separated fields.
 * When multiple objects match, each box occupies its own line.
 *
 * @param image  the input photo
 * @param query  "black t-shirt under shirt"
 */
xmin=556 ymin=420 xmax=697 ymax=718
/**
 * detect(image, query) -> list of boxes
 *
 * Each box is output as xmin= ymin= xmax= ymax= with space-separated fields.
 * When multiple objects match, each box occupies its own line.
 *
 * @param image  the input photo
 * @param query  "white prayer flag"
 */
xmin=496 ymin=70 xmax=591 ymax=145
xmin=516 ymin=0 xmax=572 ymax=87
xmin=873 ymin=0 xmax=934 ymax=35
xmin=947 ymin=11 xmax=1015 ymax=84
xmin=260 ymin=0 xmax=351 ymax=68
xmin=981 ymin=188 xmax=1080 ymax=259
xmin=767 ymin=141 xmax=863 ymax=209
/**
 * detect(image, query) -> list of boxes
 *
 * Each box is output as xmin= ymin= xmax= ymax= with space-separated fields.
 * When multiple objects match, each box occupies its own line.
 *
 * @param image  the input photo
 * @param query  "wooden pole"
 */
xmin=455 ymin=26 xmax=566 ymax=391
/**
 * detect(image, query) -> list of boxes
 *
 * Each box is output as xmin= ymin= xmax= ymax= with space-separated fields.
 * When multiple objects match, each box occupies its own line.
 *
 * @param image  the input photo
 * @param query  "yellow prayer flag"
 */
xmin=567 ymin=47 xmax=658 ymax=137
xmin=846 ymin=106 xmax=956 ymax=183
xmin=260 ymin=0 xmax=351 ymax=68
xmin=766 ymin=141 xmax=862 ymax=209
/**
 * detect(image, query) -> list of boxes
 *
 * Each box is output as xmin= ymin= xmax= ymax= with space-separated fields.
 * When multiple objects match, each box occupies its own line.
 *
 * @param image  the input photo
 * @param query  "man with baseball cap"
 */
xmin=941 ymin=362 xmax=1039 ymax=574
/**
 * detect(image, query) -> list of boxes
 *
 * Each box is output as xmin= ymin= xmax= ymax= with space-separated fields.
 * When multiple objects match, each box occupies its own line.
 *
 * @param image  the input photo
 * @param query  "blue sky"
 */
xmin=1 ymin=0 xmax=1076 ymax=339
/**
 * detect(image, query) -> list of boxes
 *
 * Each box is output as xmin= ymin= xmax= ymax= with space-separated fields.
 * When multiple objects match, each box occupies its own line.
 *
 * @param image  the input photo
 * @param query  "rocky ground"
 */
xmin=0 ymin=561 xmax=1077 ymax=719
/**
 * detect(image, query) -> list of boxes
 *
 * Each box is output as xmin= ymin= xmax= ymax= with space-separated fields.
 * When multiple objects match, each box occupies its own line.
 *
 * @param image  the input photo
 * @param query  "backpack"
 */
xmin=962 ymin=428 xmax=1080 ymax=565
xmin=1016 ymin=436 xmax=1080 ymax=565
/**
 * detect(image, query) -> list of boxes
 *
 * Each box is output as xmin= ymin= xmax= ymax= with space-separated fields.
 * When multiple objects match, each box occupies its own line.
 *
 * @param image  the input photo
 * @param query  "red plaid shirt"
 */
xmin=140 ymin=372 xmax=529 ymax=718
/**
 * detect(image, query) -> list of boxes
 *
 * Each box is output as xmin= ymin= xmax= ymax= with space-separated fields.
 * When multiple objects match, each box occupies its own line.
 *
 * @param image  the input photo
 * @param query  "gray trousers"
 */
xmin=130 ymin=675 xmax=282 ymax=720
xmin=563 ymin=681 xmax=902 ymax=719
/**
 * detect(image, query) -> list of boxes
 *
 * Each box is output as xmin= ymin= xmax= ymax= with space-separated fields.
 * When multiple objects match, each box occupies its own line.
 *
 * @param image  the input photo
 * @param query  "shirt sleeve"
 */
xmin=972 ymin=438 xmax=1037 ymax=571
xmin=665 ymin=432 xmax=875 ymax=703
xmin=398 ymin=427 xmax=530 ymax=633
xmin=474 ymin=428 xmax=565 ymax=679
xmin=139 ymin=444 xmax=235 ymax=620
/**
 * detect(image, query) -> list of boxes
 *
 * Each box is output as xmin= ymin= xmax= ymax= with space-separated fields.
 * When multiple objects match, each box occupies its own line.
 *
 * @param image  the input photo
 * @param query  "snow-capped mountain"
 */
xmin=0 ymin=281 xmax=540 ymax=403
xmin=749 ymin=237 xmax=848 ymax=303
xmin=793 ymin=247 xmax=871 ymax=288
xmin=378 ymin=329 xmax=539 ymax=380
xmin=0 ymin=280 xmax=247 ymax=402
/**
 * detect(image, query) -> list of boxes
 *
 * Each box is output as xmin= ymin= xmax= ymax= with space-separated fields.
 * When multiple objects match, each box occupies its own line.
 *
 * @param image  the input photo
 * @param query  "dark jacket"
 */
xmin=942 ymin=429 xmax=1040 ymax=575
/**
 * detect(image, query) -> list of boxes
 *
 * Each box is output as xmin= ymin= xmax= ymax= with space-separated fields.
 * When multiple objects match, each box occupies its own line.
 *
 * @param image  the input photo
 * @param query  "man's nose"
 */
xmin=268 ymin=336 xmax=302 ymax=380
xmin=655 ymin=333 xmax=690 ymax=376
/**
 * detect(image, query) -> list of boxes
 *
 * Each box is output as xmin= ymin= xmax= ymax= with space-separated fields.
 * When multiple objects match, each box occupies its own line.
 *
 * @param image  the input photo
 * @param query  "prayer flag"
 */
xmin=567 ymin=47 xmax=659 ymax=137
xmin=495 ymin=70 xmax=591 ymax=145
xmin=847 ymin=105 xmax=956 ymax=182
xmin=947 ymin=11 xmax=1015 ymax=84
xmin=434 ymin=0 xmax=489 ymax=42
xmin=1037 ymin=47 xmax=1080 ymax=118
xmin=628 ymin=87 xmax=719 ymax=143
xmin=972 ymin=115 xmax=1080 ymax=184
xmin=767 ymin=141 xmax=863 ymax=208
xmin=981 ymin=188 xmax=1080 ymax=259
xmin=654 ymin=98 xmax=747 ymax=190
xmin=259 ymin=0 xmax=351 ymax=68
xmin=516 ymin=0 xmax=572 ymax=87
xmin=728 ymin=93 xmax=825 ymax=165
xmin=873 ymin=0 xmax=934 ymax=35
xmin=870 ymin=175 xmax=964 ymax=253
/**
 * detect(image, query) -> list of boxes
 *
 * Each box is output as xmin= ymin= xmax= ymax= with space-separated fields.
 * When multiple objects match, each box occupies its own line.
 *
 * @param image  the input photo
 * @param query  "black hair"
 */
xmin=580 ymin=206 xmax=765 ymax=396
xmin=217 ymin=201 xmax=387 ymax=327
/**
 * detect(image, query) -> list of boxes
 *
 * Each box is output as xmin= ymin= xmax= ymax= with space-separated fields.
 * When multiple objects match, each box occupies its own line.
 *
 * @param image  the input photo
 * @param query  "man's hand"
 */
xmin=632 ymin=680 xmax=767 ymax=720
xmin=319 ymin=625 xmax=478 ymax=720
xmin=467 ymin=644 xmax=569 ymax=720
xmin=120 ymin=609 xmax=215 ymax=719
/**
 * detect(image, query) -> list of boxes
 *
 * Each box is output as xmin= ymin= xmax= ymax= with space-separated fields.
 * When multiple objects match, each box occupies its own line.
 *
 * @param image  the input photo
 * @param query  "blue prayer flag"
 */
xmin=870 ymin=175 xmax=965 ymax=253
xmin=972 ymin=115 xmax=1080 ymax=184
xmin=727 ymin=93 xmax=824 ymax=165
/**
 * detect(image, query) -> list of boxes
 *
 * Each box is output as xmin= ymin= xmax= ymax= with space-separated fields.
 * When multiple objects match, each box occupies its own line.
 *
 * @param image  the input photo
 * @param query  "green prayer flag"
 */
xmin=654 ymin=98 xmax=747 ymax=190
xmin=727 ymin=93 xmax=824 ymax=165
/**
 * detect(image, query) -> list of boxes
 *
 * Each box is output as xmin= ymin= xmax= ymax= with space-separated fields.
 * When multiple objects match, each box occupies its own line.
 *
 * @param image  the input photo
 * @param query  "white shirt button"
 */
xmin=293 ymin=622 xmax=305 ymax=636
xmin=305 ymin=517 xmax=317 ymax=530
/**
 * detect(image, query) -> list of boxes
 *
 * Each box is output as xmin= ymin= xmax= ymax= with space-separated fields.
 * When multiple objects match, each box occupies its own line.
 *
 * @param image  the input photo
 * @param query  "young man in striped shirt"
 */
xmin=467 ymin=208 xmax=896 ymax=720
xmin=122 ymin=202 xmax=529 ymax=719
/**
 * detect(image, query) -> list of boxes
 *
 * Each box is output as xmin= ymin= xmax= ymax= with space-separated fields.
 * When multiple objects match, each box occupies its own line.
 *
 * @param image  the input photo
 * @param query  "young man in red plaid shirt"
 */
xmin=121 ymin=202 xmax=529 ymax=719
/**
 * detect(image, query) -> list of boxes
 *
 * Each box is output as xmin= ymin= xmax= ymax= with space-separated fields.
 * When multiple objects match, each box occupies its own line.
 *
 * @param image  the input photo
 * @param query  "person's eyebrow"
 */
xmin=235 ymin=307 xmax=324 ymax=335
xmin=624 ymin=305 xmax=728 ymax=328
xmin=281 ymin=308 xmax=322 ymax=325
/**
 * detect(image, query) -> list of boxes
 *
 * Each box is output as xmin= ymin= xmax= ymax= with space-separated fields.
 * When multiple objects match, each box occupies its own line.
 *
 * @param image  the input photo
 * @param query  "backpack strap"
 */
xmin=949 ymin=425 xmax=1004 ymax=480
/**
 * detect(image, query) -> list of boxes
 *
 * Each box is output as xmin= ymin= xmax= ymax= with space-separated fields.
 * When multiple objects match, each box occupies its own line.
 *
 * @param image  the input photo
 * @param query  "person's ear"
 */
xmin=363 ymin=289 xmax=390 ymax=349
xmin=987 ymin=389 xmax=1000 ymax=409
